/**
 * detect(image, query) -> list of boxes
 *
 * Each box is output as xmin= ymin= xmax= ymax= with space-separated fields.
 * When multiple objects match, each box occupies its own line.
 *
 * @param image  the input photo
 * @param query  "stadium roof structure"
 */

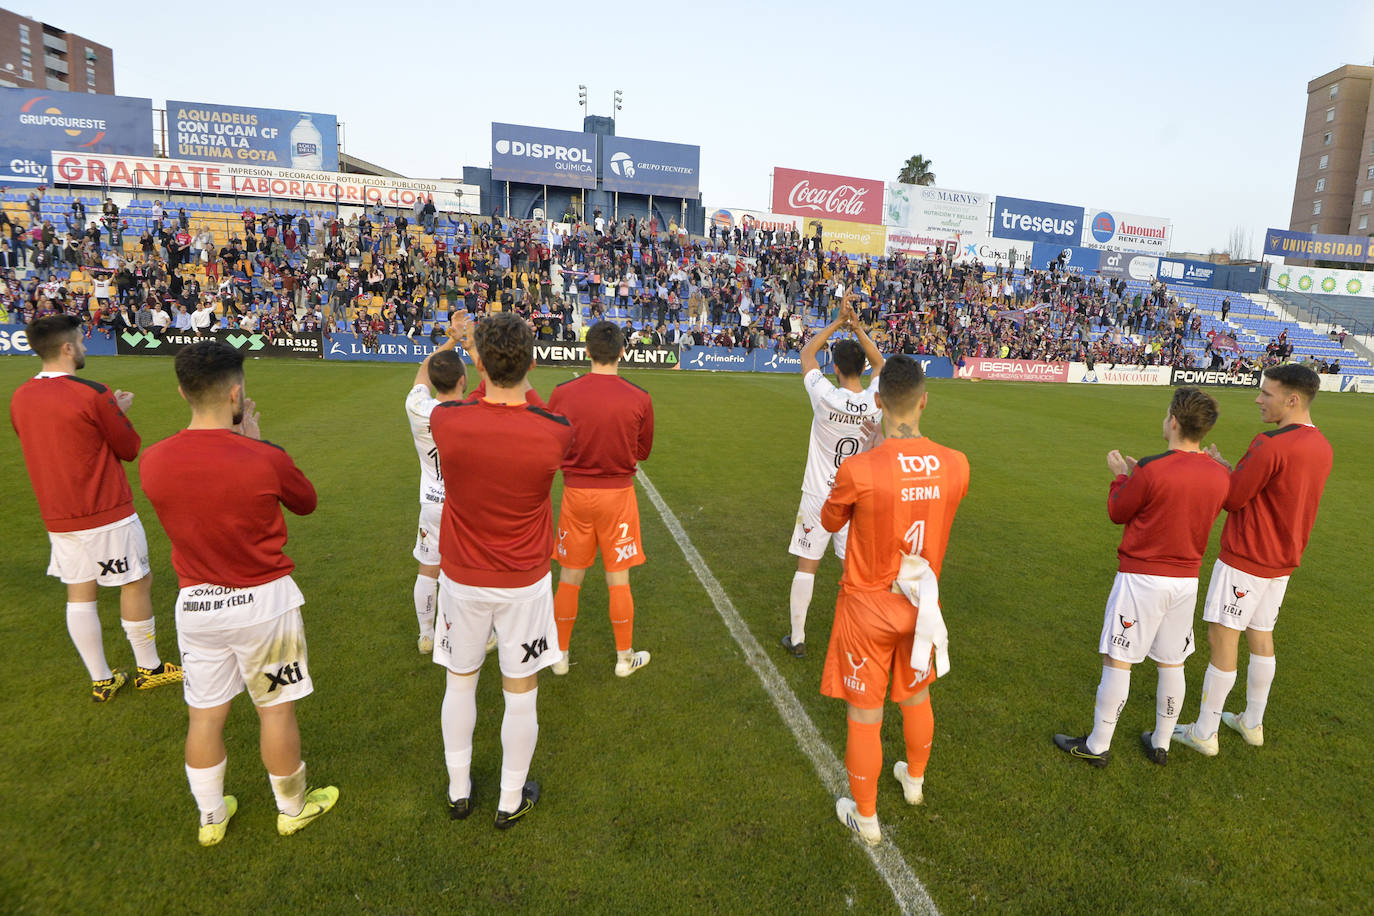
xmin=339 ymin=152 xmax=405 ymax=178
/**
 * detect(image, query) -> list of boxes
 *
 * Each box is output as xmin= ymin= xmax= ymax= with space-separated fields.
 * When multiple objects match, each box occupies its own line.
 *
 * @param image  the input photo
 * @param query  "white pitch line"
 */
xmin=637 ymin=469 xmax=939 ymax=916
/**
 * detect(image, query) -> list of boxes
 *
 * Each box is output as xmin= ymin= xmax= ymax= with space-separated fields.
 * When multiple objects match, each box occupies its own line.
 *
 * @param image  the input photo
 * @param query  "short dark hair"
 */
xmin=878 ymin=355 xmax=926 ymax=412
xmin=429 ymin=349 xmax=466 ymax=395
xmin=1169 ymin=386 xmax=1219 ymax=441
xmin=1264 ymin=363 xmax=1320 ymax=403
xmin=474 ymin=312 xmax=533 ymax=387
xmin=25 ymin=314 xmax=82 ymax=360
xmin=832 ymin=338 xmax=865 ymax=379
xmin=585 ymin=320 xmax=625 ymax=364
xmin=174 ymin=340 xmax=245 ymax=407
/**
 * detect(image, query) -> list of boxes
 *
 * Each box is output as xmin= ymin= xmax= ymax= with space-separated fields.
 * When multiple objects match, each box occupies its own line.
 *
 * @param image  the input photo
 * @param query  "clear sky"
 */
xmin=23 ymin=0 xmax=1374 ymax=254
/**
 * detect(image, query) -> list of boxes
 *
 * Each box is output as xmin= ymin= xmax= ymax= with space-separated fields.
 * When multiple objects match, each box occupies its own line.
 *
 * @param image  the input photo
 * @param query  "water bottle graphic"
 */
xmin=290 ymin=115 xmax=324 ymax=170
xmin=887 ymin=185 xmax=912 ymax=227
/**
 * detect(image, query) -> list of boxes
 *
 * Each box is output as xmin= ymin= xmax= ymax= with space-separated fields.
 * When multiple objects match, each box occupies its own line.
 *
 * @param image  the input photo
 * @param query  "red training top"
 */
xmin=1219 ymin=424 xmax=1333 ymax=578
xmin=548 ymin=373 xmax=654 ymax=489
xmin=10 ymin=373 xmax=140 ymax=532
xmin=140 ymin=429 xmax=317 ymax=587
xmin=1108 ymin=450 xmax=1230 ymax=577
xmin=468 ymin=379 xmax=546 ymax=408
xmin=431 ymin=399 xmax=574 ymax=587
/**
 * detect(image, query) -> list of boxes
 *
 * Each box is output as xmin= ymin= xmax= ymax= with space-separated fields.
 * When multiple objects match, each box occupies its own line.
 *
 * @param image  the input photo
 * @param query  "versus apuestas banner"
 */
xmin=115 ymin=328 xmax=322 ymax=359
xmin=771 ymin=167 xmax=885 ymax=224
xmin=0 ymin=324 xmax=118 ymax=356
xmin=166 ymin=100 xmax=339 ymax=171
xmin=1268 ymin=263 xmax=1374 ymax=298
xmin=991 ymin=196 xmax=1082 ymax=245
xmin=0 ymin=88 xmax=153 ymax=184
xmin=1169 ymin=367 xmax=1260 ymax=388
xmin=956 ymin=358 xmax=1068 ymax=383
xmin=490 ymin=122 xmax=597 ymax=189
xmin=1263 ymin=228 xmax=1374 ymax=265
xmin=1081 ymin=208 xmax=1172 ymax=253
xmin=600 ymin=135 xmax=701 ymax=198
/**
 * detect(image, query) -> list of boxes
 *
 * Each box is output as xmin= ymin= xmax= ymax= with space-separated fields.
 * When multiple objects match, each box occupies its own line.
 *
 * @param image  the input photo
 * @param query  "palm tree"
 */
xmin=897 ymin=155 xmax=935 ymax=186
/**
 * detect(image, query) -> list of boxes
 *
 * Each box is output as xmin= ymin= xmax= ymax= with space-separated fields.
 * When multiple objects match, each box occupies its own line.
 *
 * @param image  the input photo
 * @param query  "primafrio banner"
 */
xmin=771 ymin=167 xmax=884 ymax=224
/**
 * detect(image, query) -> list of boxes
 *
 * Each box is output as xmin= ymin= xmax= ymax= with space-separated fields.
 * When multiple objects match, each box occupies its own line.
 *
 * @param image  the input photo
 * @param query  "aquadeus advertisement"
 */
xmin=166 ymin=100 xmax=338 ymax=171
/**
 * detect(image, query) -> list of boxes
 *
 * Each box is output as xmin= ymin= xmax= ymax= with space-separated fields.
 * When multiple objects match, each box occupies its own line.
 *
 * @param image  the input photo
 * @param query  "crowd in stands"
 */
xmin=0 ymin=187 xmax=1351 ymax=374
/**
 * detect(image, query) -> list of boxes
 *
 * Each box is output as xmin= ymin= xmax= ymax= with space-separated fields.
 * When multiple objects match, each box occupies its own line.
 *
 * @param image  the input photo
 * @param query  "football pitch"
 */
xmin=1 ymin=357 xmax=1371 ymax=915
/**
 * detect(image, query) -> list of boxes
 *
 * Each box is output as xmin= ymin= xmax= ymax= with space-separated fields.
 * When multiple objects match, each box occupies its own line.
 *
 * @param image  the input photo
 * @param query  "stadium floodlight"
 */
xmin=578 ymin=85 xmax=587 ymax=115
xmin=614 ymin=89 xmax=623 ymax=118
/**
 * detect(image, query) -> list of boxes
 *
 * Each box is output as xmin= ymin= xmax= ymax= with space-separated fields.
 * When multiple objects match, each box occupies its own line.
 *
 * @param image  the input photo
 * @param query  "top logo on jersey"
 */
xmin=897 ymin=454 xmax=941 ymax=476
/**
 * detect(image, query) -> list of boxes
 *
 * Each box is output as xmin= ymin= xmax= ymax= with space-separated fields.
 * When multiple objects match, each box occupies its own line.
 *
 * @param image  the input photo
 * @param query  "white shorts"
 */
xmin=46 ymin=514 xmax=151 ymax=586
xmin=1201 ymin=559 xmax=1289 ymax=632
xmin=1097 ymin=572 xmax=1199 ymax=666
xmin=175 ymin=576 xmax=312 ymax=708
xmin=789 ymin=492 xmax=848 ymax=562
xmin=434 ymin=572 xmax=562 ymax=678
xmin=413 ymin=501 xmax=442 ymax=565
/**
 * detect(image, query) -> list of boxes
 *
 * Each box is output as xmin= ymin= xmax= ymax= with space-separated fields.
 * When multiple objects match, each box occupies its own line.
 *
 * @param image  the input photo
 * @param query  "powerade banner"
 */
xmin=1263 ymin=228 xmax=1374 ymax=264
xmin=679 ymin=347 xmax=954 ymax=378
xmin=1029 ymin=243 xmax=1102 ymax=273
xmin=1098 ymin=251 xmax=1160 ymax=281
xmin=601 ymin=136 xmax=700 ymax=198
xmin=1157 ymin=258 xmax=1217 ymax=288
xmin=116 ymin=328 xmax=322 ymax=359
xmin=534 ymin=342 xmax=678 ymax=367
xmin=0 ymin=88 xmax=152 ymax=184
xmin=956 ymin=358 xmax=1068 ymax=383
xmin=1081 ymin=209 xmax=1171 ymax=254
xmin=771 ymin=167 xmax=884 ymax=224
xmin=991 ymin=196 xmax=1081 ymax=245
xmin=166 ymin=101 xmax=338 ymax=170
xmin=0 ymin=324 xmax=118 ymax=356
xmin=1269 ymin=263 xmax=1374 ymax=298
xmin=491 ymin=123 xmax=597 ymax=189
xmin=1170 ymin=367 xmax=1259 ymax=388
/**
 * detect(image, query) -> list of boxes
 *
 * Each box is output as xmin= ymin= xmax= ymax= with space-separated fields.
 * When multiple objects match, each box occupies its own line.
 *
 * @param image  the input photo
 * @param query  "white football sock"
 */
xmin=789 ymin=571 xmax=815 ymax=644
xmin=1195 ymin=664 xmax=1237 ymax=740
xmin=120 ymin=616 xmax=161 ymax=669
xmin=441 ymin=670 xmax=478 ymax=802
xmin=269 ymin=761 xmax=307 ymax=816
xmin=186 ymin=757 xmax=227 ymax=824
xmin=1152 ymin=666 xmax=1186 ymax=750
xmin=67 ymin=601 xmax=112 ymax=681
xmin=414 ymin=574 xmax=437 ymax=639
xmin=1242 ymin=654 xmax=1276 ymax=729
xmin=1087 ymin=665 xmax=1130 ymax=754
xmin=498 ymin=688 xmax=539 ymax=813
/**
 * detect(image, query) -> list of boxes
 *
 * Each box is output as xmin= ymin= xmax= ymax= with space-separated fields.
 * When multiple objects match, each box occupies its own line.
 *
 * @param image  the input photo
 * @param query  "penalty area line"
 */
xmin=636 ymin=469 xmax=939 ymax=916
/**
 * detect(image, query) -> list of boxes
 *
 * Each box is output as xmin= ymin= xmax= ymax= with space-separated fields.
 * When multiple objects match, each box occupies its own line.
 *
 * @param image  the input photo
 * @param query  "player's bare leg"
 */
xmin=1175 ymin=622 xmax=1242 ymax=755
xmin=496 ymin=673 xmax=541 ymax=827
xmin=837 ymin=701 xmax=883 ymax=845
xmin=894 ymin=687 xmax=932 ymax=802
xmin=607 ymin=568 xmax=650 ymax=678
xmin=416 ymin=563 xmax=439 ymax=654
xmin=1224 ymin=628 xmax=1274 ymax=746
xmin=783 ymin=556 xmax=820 ymax=658
xmin=552 ymin=565 xmax=588 ymax=674
xmin=186 ymin=701 xmax=234 ymax=843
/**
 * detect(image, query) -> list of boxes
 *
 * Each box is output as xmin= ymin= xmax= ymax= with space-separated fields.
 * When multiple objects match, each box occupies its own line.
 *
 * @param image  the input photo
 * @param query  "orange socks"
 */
xmin=554 ymin=583 xmax=580 ymax=651
xmin=608 ymin=585 xmax=635 ymax=652
xmin=845 ymin=718 xmax=883 ymax=818
xmin=900 ymin=698 xmax=934 ymax=779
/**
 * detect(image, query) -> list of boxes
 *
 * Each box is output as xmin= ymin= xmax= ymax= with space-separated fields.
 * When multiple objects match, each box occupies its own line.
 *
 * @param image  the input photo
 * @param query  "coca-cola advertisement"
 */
xmin=771 ymin=167 xmax=884 ymax=224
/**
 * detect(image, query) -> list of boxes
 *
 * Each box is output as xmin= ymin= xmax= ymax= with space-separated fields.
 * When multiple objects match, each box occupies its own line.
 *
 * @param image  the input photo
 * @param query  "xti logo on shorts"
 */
xmin=98 ymin=557 xmax=130 ymax=576
xmin=265 ymin=662 xmax=304 ymax=692
xmin=614 ymin=542 xmax=639 ymax=563
xmin=521 ymin=637 xmax=548 ymax=662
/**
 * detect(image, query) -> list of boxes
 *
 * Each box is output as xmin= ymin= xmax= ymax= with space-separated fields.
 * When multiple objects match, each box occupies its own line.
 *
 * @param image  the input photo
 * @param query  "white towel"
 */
xmin=891 ymin=552 xmax=949 ymax=680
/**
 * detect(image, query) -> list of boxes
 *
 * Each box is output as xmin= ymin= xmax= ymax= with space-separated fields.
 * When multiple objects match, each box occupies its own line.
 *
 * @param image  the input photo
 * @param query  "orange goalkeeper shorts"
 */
xmin=553 ymin=484 xmax=645 ymax=572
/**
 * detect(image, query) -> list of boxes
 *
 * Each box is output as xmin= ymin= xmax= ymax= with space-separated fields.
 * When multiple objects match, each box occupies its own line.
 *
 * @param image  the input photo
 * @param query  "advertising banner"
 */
xmin=957 ymin=358 xmax=1068 ymax=383
xmin=885 ymin=227 xmax=959 ymax=258
xmin=600 ymin=135 xmax=700 ymax=198
xmin=1157 ymin=257 xmax=1218 ymax=289
xmin=991 ymin=196 xmax=1082 ymax=245
xmin=884 ymin=183 xmax=990 ymax=237
xmin=490 ymin=123 xmax=596 ymax=189
xmin=1340 ymin=375 xmax=1374 ymax=393
xmin=705 ymin=207 xmax=803 ymax=236
xmin=1081 ymin=209 xmax=1172 ymax=253
xmin=1097 ymin=251 xmax=1160 ymax=281
xmin=1029 ymin=243 xmax=1102 ymax=273
xmin=956 ymin=237 xmax=1034 ymax=269
xmin=1268 ymin=263 xmax=1374 ymax=298
xmin=166 ymin=100 xmax=338 ymax=171
xmin=1263 ymin=228 xmax=1374 ymax=264
xmin=1067 ymin=363 xmax=1171 ymax=385
xmin=679 ymin=346 xmax=954 ymax=377
xmin=1169 ymin=367 xmax=1260 ymax=388
xmin=324 ymin=335 xmax=477 ymax=363
xmin=1 ymin=324 xmax=117 ymax=356
xmin=116 ymin=328 xmax=322 ymax=359
xmin=801 ymin=217 xmax=886 ymax=257
xmin=534 ymin=342 xmax=679 ymax=368
xmin=51 ymin=152 xmax=479 ymax=211
xmin=0 ymin=88 xmax=153 ymax=184
xmin=771 ymin=167 xmax=884 ymax=224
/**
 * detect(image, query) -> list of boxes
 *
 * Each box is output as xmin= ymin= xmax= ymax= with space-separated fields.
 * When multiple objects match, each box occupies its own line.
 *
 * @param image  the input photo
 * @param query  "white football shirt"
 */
xmin=800 ymin=368 xmax=882 ymax=498
xmin=405 ymin=384 xmax=445 ymax=506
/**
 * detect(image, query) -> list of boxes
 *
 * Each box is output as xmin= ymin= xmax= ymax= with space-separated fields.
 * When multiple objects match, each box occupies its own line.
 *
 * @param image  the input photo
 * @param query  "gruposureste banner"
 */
xmin=886 ymin=227 xmax=960 ymax=258
xmin=771 ymin=167 xmax=884 ymax=224
xmin=957 ymin=358 xmax=1068 ymax=383
xmin=1169 ymin=367 xmax=1260 ymax=388
xmin=601 ymin=135 xmax=700 ymax=198
xmin=0 ymin=88 xmax=153 ymax=184
xmin=166 ymin=100 xmax=339 ymax=171
xmin=116 ymin=328 xmax=322 ymax=359
xmin=491 ymin=122 xmax=597 ymax=189
xmin=1 ymin=324 xmax=118 ymax=357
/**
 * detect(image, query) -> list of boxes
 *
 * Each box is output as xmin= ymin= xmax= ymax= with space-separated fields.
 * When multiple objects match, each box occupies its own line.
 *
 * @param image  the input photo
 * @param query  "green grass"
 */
xmin=1 ymin=357 xmax=1371 ymax=915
